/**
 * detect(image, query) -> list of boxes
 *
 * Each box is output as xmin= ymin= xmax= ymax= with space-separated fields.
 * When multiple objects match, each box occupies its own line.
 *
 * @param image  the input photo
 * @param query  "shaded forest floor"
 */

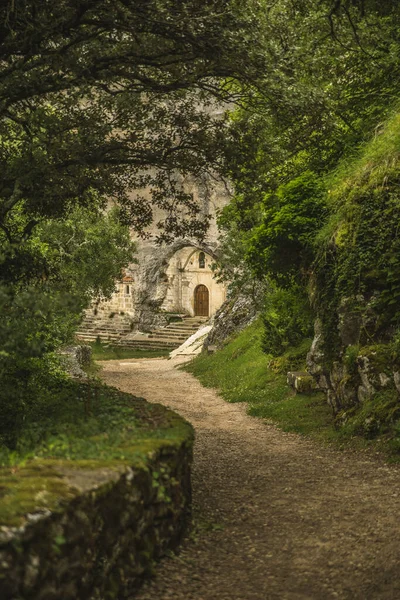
xmin=100 ymin=356 xmax=400 ymax=600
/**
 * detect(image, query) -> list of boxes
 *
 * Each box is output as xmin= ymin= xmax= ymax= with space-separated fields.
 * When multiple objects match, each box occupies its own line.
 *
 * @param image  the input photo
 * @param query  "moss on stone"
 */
xmin=358 ymin=344 xmax=396 ymax=375
xmin=340 ymin=388 xmax=400 ymax=441
xmin=0 ymin=463 xmax=78 ymax=527
xmin=0 ymin=437 xmax=193 ymax=528
xmin=0 ymin=435 xmax=193 ymax=599
xmin=295 ymin=375 xmax=316 ymax=394
xmin=269 ymin=338 xmax=312 ymax=374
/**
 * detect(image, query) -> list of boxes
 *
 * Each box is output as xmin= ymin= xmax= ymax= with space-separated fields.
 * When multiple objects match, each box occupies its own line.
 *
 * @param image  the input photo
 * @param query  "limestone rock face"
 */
xmin=307 ymin=294 xmax=400 ymax=413
xmin=394 ymin=371 xmax=400 ymax=393
xmin=356 ymin=354 xmax=376 ymax=403
xmin=306 ymin=318 xmax=336 ymax=408
xmin=306 ymin=318 xmax=326 ymax=379
xmin=337 ymin=295 xmax=364 ymax=347
xmin=204 ymin=288 xmax=264 ymax=349
xmin=59 ymin=345 xmax=92 ymax=379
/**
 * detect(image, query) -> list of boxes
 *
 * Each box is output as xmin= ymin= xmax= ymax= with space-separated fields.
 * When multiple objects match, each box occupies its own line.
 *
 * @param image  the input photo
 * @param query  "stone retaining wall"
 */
xmin=0 ymin=440 xmax=193 ymax=600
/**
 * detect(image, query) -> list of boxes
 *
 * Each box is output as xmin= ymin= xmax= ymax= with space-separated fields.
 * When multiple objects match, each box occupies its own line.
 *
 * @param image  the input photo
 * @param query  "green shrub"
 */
xmin=343 ymin=345 xmax=360 ymax=376
xmin=268 ymin=338 xmax=312 ymax=373
xmin=262 ymin=283 xmax=314 ymax=356
xmin=245 ymin=171 xmax=327 ymax=280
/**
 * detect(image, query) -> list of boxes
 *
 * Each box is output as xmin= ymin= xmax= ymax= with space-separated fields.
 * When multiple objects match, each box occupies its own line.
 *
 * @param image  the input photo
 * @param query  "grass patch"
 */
xmin=185 ymin=319 xmax=400 ymax=457
xmin=1 ymin=380 xmax=191 ymax=467
xmin=325 ymin=110 xmax=400 ymax=212
xmin=0 ymin=379 xmax=193 ymax=526
xmin=185 ymin=320 xmax=333 ymax=437
xmin=90 ymin=340 xmax=170 ymax=361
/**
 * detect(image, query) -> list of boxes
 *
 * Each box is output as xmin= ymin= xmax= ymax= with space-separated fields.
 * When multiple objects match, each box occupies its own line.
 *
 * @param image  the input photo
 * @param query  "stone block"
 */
xmin=287 ymin=371 xmax=316 ymax=394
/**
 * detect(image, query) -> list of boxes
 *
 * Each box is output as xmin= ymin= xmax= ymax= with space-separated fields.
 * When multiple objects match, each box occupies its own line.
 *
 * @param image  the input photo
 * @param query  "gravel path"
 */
xmin=100 ymin=357 xmax=400 ymax=600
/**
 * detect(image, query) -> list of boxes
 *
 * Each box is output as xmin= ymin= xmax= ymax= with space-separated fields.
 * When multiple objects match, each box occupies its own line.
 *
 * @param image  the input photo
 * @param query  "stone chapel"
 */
xmin=77 ymin=174 xmax=229 ymax=343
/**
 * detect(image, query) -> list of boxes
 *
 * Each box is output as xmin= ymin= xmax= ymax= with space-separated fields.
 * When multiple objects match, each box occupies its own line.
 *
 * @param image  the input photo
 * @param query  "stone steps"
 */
xmin=77 ymin=327 xmax=132 ymax=334
xmin=117 ymin=338 xmax=179 ymax=350
xmin=76 ymin=310 xmax=133 ymax=344
xmin=116 ymin=316 xmax=209 ymax=351
xmin=76 ymin=326 xmax=131 ymax=334
xmin=116 ymin=336 xmax=182 ymax=351
xmin=148 ymin=332 xmax=188 ymax=340
xmin=75 ymin=333 xmax=123 ymax=343
xmin=163 ymin=326 xmax=199 ymax=333
xmin=76 ymin=314 xmax=209 ymax=351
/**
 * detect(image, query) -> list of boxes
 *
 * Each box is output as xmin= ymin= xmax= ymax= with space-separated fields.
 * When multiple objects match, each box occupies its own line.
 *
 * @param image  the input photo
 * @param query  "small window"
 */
xmin=125 ymin=285 xmax=130 ymax=295
xmin=199 ymin=252 xmax=205 ymax=269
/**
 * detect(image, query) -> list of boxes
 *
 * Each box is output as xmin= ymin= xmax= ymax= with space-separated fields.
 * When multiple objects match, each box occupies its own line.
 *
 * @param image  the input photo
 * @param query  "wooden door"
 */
xmin=194 ymin=285 xmax=209 ymax=316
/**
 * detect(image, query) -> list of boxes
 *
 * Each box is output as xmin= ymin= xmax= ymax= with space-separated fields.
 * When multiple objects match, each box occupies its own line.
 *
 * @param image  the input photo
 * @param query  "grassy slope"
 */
xmin=185 ymin=319 xmax=335 ymax=438
xmin=185 ymin=319 xmax=399 ymax=456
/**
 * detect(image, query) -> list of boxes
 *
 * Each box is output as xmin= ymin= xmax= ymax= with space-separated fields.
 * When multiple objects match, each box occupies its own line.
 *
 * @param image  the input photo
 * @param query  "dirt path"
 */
xmin=100 ymin=357 xmax=400 ymax=600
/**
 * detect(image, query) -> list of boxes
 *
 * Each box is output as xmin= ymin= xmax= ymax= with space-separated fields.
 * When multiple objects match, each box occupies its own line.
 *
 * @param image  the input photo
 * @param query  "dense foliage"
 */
xmin=0 ymin=0 xmax=271 ymax=444
xmin=314 ymin=113 xmax=400 ymax=350
xmin=245 ymin=172 xmax=327 ymax=282
xmin=0 ymin=207 xmax=135 ymax=446
xmin=262 ymin=283 xmax=314 ymax=356
xmin=0 ymin=0 xmax=268 ymax=242
xmin=216 ymin=0 xmax=400 ymax=358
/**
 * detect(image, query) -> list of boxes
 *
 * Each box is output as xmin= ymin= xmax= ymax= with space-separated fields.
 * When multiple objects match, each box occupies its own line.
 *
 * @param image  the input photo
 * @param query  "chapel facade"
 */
xmin=159 ymin=246 xmax=226 ymax=318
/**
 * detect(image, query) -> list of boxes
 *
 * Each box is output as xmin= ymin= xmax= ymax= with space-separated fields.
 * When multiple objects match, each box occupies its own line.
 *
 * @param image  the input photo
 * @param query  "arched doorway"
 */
xmin=194 ymin=285 xmax=209 ymax=317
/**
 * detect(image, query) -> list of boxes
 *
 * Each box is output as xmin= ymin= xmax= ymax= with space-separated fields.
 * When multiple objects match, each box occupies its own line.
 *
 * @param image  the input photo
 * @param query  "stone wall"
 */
xmin=0 ymin=440 xmax=193 ymax=600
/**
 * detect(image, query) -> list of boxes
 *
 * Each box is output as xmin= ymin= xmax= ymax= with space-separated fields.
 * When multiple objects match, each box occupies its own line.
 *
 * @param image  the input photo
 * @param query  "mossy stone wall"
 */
xmin=0 ymin=440 xmax=192 ymax=600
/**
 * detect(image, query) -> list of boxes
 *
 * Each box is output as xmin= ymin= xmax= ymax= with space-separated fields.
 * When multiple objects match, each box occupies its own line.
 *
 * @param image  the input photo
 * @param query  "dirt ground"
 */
xmin=100 ymin=356 xmax=400 ymax=600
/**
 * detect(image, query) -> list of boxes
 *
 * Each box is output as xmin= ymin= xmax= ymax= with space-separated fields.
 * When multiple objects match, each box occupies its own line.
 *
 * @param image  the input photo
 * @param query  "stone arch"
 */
xmin=181 ymin=248 xmax=199 ymax=272
xmin=159 ymin=239 xmax=219 ymax=267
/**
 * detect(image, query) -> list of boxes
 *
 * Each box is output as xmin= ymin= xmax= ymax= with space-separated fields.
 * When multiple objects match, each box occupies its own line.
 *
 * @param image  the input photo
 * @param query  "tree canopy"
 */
xmin=0 ymin=0 xmax=271 ymax=439
xmin=0 ymin=0 xmax=270 ymax=245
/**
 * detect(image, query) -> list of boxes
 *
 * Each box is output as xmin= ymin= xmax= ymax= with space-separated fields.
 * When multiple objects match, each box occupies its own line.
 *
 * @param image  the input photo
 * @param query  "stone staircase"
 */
xmin=76 ymin=314 xmax=209 ymax=351
xmin=75 ymin=312 xmax=133 ymax=344
xmin=114 ymin=316 xmax=209 ymax=351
